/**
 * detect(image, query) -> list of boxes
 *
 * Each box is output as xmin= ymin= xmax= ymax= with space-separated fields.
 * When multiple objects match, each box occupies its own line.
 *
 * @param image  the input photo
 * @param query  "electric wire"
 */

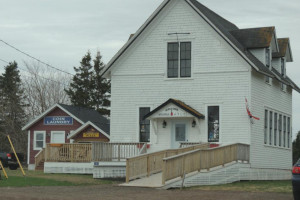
xmin=0 ymin=39 xmax=74 ymax=76
xmin=0 ymin=58 xmax=69 ymax=86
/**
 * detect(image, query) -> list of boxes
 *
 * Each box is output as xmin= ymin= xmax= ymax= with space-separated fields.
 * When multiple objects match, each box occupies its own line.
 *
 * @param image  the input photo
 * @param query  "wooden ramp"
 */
xmin=120 ymin=173 xmax=163 ymax=188
xmin=123 ymin=143 xmax=250 ymax=189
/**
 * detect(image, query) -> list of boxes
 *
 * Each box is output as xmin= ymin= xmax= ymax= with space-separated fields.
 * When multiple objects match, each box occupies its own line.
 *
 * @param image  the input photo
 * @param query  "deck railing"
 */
xmin=161 ymin=143 xmax=250 ymax=184
xmin=92 ymin=142 xmax=146 ymax=161
xmin=43 ymin=142 xmax=146 ymax=163
xmin=45 ymin=143 xmax=92 ymax=162
xmin=126 ymin=143 xmax=210 ymax=182
xmin=35 ymin=148 xmax=45 ymax=168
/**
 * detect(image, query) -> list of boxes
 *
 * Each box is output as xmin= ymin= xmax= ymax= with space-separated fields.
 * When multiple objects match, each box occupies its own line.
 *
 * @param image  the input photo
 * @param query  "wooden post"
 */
xmin=70 ymin=144 xmax=74 ymax=162
xmin=0 ymin=160 xmax=8 ymax=179
xmin=126 ymin=159 xmax=130 ymax=183
xmin=147 ymin=155 xmax=150 ymax=177
xmin=162 ymin=159 xmax=166 ymax=185
xmin=7 ymin=135 xmax=25 ymax=176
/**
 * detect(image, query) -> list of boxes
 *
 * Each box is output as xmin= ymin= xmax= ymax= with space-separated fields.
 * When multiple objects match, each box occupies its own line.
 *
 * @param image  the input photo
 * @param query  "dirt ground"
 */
xmin=0 ymin=184 xmax=293 ymax=200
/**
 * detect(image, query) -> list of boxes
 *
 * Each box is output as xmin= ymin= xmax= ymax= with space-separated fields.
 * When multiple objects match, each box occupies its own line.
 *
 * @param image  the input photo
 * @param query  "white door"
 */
xmin=51 ymin=131 xmax=65 ymax=143
xmin=171 ymin=123 xmax=187 ymax=149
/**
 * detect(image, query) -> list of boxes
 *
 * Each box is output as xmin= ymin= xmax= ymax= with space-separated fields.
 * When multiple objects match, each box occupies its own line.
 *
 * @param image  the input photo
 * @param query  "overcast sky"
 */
xmin=0 ymin=0 xmax=299 ymax=138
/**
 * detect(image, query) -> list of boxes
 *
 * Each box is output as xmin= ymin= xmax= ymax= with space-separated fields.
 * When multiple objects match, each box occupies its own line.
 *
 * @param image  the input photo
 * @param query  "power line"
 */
xmin=0 ymin=39 xmax=74 ymax=76
xmin=0 ymin=57 xmax=69 ymax=87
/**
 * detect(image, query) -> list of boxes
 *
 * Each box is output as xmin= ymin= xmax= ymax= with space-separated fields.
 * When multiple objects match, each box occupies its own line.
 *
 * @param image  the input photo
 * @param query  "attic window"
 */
xmin=265 ymin=48 xmax=270 ymax=67
xmin=167 ymin=42 xmax=191 ymax=78
xmin=281 ymin=58 xmax=285 ymax=76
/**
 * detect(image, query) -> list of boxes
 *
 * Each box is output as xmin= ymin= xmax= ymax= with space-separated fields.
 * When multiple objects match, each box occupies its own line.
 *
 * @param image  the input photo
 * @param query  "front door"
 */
xmin=51 ymin=131 xmax=65 ymax=143
xmin=171 ymin=123 xmax=187 ymax=149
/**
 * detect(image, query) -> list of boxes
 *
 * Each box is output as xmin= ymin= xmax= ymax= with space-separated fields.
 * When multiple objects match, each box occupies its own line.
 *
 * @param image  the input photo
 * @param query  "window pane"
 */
xmin=168 ymin=43 xmax=179 ymax=78
xmin=140 ymin=107 xmax=150 ymax=142
xmin=36 ymin=133 xmax=44 ymax=141
xmin=279 ymin=114 xmax=282 ymax=146
xmin=274 ymin=113 xmax=277 ymax=146
xmin=264 ymin=110 xmax=268 ymax=144
xmin=180 ymin=42 xmax=191 ymax=78
xmin=36 ymin=141 xmax=44 ymax=148
xmin=208 ymin=106 xmax=219 ymax=142
xmin=269 ymin=111 xmax=272 ymax=145
xmin=175 ymin=124 xmax=186 ymax=141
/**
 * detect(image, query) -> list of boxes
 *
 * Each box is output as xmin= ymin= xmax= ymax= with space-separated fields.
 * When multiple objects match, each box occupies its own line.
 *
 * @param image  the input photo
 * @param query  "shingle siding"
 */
xmin=250 ymin=70 xmax=292 ymax=169
xmin=110 ymin=0 xmax=251 ymax=152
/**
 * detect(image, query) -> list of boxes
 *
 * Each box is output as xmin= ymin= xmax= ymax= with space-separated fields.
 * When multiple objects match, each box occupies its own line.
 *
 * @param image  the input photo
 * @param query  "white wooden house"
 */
xmin=101 ymin=0 xmax=300 ymax=182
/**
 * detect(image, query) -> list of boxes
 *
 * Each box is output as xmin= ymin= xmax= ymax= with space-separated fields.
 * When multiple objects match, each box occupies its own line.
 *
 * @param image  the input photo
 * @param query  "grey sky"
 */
xmin=0 ymin=0 xmax=299 ymax=138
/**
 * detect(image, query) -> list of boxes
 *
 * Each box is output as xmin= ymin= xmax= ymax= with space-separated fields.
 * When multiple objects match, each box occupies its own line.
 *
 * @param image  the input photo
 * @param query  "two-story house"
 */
xmin=101 ymin=0 xmax=299 ymax=178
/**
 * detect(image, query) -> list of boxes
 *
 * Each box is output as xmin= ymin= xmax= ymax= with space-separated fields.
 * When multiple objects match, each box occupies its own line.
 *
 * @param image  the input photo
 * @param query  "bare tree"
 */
xmin=22 ymin=62 xmax=70 ymax=120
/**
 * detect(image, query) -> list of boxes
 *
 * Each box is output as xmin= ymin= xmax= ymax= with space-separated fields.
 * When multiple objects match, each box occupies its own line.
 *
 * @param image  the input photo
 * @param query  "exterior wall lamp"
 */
xmin=163 ymin=120 xmax=167 ymax=128
xmin=192 ymin=120 xmax=196 ymax=127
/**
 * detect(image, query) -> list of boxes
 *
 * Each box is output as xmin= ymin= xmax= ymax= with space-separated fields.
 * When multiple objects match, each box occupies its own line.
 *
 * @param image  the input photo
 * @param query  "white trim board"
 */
xmin=22 ymin=104 xmax=84 ymax=131
xmin=67 ymin=121 xmax=110 ymax=140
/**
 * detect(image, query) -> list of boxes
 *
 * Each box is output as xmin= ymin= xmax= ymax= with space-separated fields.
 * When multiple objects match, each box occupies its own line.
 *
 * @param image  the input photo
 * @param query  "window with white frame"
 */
xmin=264 ymin=110 xmax=268 ymax=144
xmin=279 ymin=114 xmax=282 ymax=147
xmin=283 ymin=116 xmax=286 ymax=148
xmin=265 ymin=48 xmax=271 ymax=83
xmin=274 ymin=113 xmax=277 ymax=146
xmin=34 ymin=131 xmax=46 ymax=150
xmin=269 ymin=111 xmax=273 ymax=145
xmin=287 ymin=117 xmax=291 ymax=148
xmin=167 ymin=42 xmax=191 ymax=78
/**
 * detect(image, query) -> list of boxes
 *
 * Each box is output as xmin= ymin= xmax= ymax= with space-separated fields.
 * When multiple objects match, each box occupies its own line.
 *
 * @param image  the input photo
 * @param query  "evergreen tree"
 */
xmin=293 ymin=131 xmax=300 ymax=164
xmin=65 ymin=52 xmax=94 ymax=108
xmin=0 ymin=61 xmax=27 ymax=152
xmin=65 ymin=51 xmax=111 ymax=116
xmin=92 ymin=51 xmax=111 ymax=116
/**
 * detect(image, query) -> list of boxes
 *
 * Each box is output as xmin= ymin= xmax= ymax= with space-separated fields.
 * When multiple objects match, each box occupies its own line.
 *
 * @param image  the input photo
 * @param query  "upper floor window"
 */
xmin=281 ymin=58 xmax=285 ymax=76
xmin=266 ymin=48 xmax=271 ymax=67
xmin=168 ymin=42 xmax=191 ymax=78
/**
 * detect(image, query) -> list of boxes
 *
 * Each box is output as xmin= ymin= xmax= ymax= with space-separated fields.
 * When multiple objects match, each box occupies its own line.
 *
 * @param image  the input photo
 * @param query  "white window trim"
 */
xmin=33 ymin=131 xmax=46 ymax=151
xmin=164 ymin=38 xmax=195 ymax=80
xmin=206 ymin=104 xmax=222 ymax=143
xmin=136 ymin=105 xmax=153 ymax=144
xmin=50 ymin=131 xmax=66 ymax=144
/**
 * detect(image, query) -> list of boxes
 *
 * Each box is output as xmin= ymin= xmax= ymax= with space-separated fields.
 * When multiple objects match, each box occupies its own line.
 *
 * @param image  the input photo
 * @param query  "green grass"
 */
xmin=0 ymin=168 xmax=117 ymax=187
xmin=188 ymin=180 xmax=292 ymax=193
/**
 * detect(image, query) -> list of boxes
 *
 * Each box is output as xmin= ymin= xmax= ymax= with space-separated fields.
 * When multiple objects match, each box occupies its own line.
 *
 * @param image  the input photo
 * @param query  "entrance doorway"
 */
xmin=171 ymin=122 xmax=187 ymax=149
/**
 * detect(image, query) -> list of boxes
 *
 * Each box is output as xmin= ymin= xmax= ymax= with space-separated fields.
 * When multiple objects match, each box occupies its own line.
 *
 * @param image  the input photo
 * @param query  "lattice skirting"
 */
xmin=44 ymin=162 xmax=94 ymax=174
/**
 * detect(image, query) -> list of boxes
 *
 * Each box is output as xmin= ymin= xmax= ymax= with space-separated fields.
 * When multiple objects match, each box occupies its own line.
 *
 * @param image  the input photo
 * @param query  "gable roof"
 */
xmin=22 ymin=104 xmax=110 ymax=135
xmin=272 ymin=38 xmax=293 ymax=62
xmin=59 ymin=104 xmax=110 ymax=134
xmin=101 ymin=0 xmax=300 ymax=92
xmin=67 ymin=121 xmax=110 ymax=140
xmin=144 ymin=98 xmax=205 ymax=119
xmin=230 ymin=27 xmax=275 ymax=49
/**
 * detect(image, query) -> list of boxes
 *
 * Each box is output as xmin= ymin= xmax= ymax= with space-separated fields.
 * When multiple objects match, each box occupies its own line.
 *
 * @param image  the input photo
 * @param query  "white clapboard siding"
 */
xmin=110 ymin=0 xmax=251 ymax=152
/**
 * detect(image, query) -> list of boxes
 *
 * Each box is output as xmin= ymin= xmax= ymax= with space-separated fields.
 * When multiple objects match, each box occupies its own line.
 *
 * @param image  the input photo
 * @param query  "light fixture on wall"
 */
xmin=192 ymin=120 xmax=196 ymax=128
xmin=163 ymin=120 xmax=167 ymax=128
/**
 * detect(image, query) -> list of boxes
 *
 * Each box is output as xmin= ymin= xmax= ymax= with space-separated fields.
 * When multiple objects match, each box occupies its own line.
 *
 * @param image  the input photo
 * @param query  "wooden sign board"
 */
xmin=83 ymin=132 xmax=99 ymax=138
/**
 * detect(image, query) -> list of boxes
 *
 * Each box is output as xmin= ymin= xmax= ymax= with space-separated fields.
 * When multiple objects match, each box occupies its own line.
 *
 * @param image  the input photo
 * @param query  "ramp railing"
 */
xmin=126 ymin=143 xmax=210 ymax=182
xmin=162 ymin=143 xmax=250 ymax=184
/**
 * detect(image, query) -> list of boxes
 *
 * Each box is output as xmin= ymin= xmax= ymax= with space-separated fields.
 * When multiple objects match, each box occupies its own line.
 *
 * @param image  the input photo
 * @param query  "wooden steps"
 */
xmin=35 ymin=160 xmax=44 ymax=171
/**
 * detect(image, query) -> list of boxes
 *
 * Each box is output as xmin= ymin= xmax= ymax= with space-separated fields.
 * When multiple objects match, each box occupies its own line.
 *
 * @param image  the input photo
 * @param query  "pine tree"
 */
xmin=65 ymin=51 xmax=111 ymax=116
xmin=293 ymin=131 xmax=300 ymax=164
xmin=65 ymin=52 xmax=94 ymax=108
xmin=0 ymin=61 xmax=27 ymax=152
xmin=92 ymin=51 xmax=111 ymax=116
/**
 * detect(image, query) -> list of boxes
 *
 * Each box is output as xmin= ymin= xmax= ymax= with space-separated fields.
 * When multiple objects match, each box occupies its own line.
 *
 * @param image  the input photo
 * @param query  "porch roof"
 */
xmin=144 ymin=99 xmax=205 ymax=120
